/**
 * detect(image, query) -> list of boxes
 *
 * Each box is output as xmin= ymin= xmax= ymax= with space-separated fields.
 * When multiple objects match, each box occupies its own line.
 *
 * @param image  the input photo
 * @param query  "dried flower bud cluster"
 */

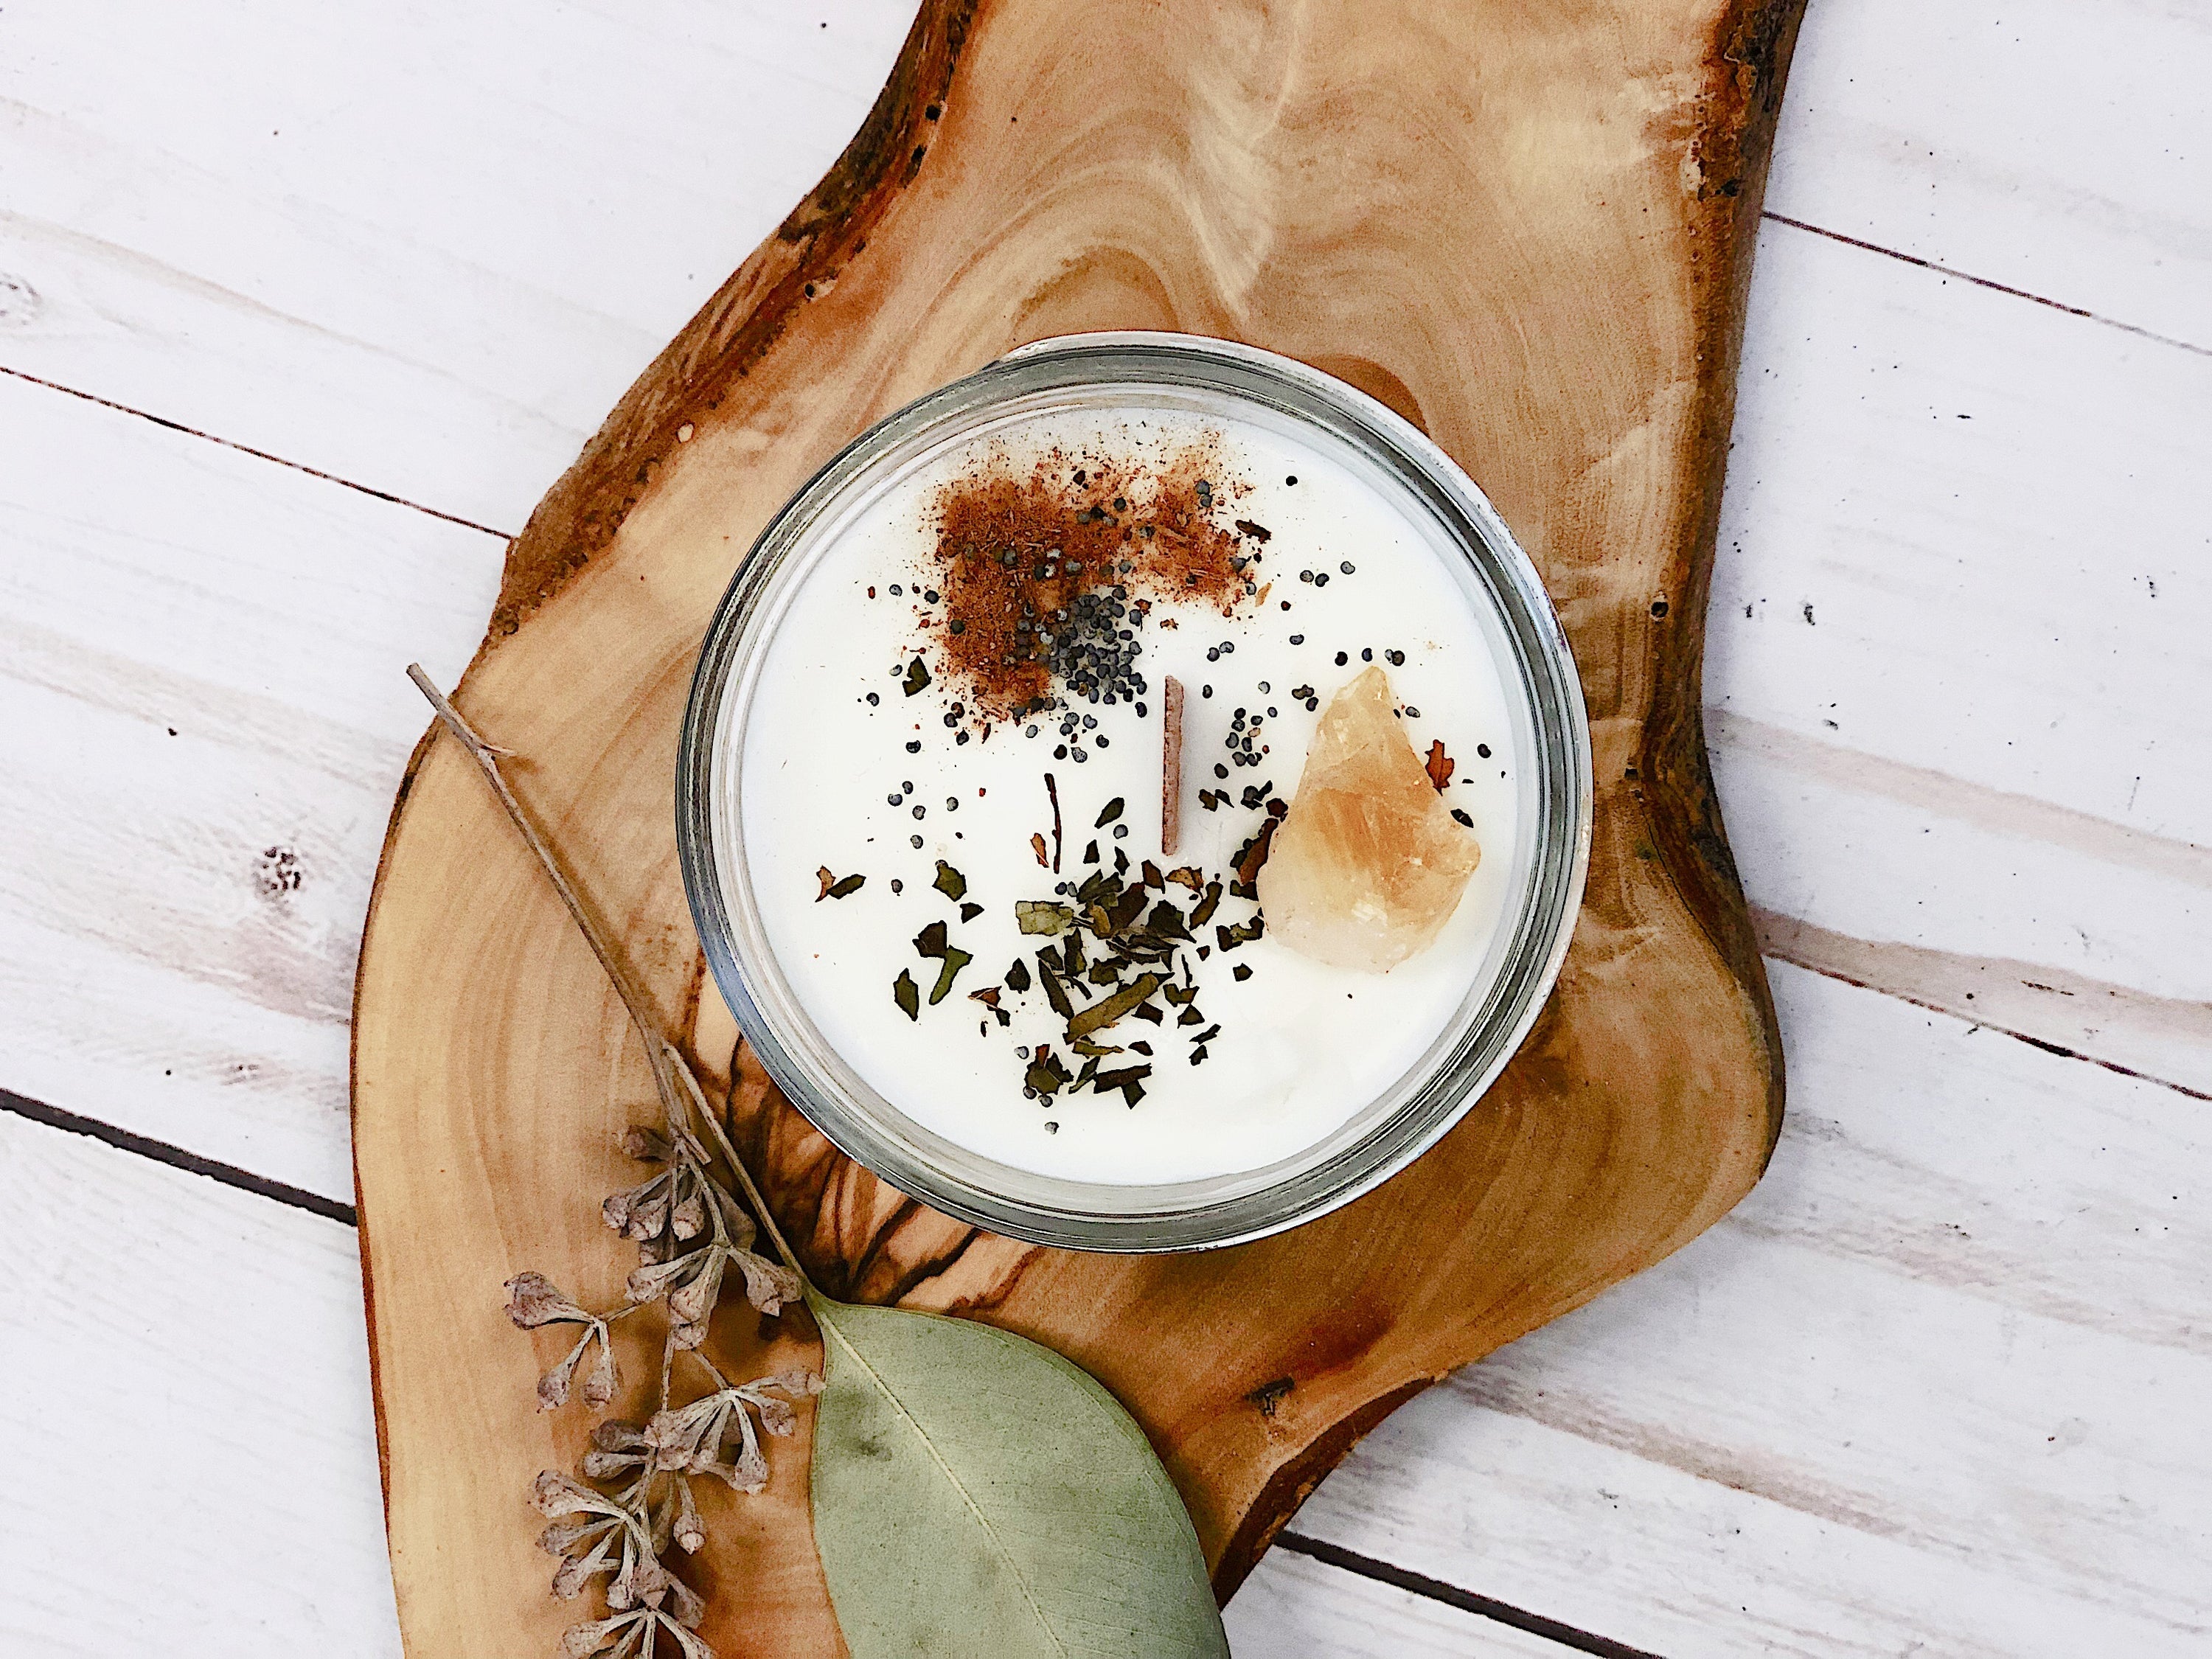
xmin=409 ymin=666 xmax=821 ymax=1659
xmin=505 ymin=1076 xmax=818 ymax=1658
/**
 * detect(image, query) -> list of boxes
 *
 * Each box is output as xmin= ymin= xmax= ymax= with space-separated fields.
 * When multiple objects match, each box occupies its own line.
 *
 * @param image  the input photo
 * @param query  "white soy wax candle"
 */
xmin=680 ymin=336 xmax=1590 ymax=1251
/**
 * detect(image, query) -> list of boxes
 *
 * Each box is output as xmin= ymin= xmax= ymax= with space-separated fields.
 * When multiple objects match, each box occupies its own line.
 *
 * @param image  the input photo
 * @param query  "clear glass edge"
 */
xmin=675 ymin=332 xmax=1593 ymax=1253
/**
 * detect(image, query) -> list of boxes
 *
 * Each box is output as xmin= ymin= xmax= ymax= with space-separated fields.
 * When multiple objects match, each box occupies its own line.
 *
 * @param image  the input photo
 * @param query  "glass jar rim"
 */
xmin=677 ymin=332 xmax=1592 ymax=1253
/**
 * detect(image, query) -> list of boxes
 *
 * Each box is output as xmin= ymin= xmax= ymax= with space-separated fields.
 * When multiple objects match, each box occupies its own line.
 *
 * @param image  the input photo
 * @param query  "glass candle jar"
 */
xmin=678 ymin=333 xmax=1590 ymax=1251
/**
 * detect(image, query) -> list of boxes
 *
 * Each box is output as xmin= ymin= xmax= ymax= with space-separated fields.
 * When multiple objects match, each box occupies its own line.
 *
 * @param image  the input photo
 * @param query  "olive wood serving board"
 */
xmin=352 ymin=1 xmax=1804 ymax=1650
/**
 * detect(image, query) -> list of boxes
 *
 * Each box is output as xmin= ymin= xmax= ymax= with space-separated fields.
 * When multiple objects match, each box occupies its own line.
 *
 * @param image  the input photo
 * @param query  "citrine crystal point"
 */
xmin=1257 ymin=666 xmax=1481 ymax=972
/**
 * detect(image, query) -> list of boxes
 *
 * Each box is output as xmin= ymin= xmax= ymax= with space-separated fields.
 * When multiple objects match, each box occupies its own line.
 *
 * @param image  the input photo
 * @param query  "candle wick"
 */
xmin=1162 ymin=675 xmax=1186 ymax=858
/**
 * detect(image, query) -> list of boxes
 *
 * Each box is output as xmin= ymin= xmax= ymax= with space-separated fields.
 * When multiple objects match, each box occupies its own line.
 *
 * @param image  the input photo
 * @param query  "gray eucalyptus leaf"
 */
xmin=807 ymin=1289 xmax=1228 ymax=1658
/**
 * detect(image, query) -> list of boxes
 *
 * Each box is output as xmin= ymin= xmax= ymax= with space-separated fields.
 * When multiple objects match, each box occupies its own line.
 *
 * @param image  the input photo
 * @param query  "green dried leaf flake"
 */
xmin=902 ymin=657 xmax=931 ymax=697
xmin=892 ymin=970 xmax=919 ymax=1022
xmin=1038 ymin=959 xmax=1075 ymax=1020
xmin=928 ymin=946 xmax=973 ymax=1006
xmin=1189 ymin=882 xmax=1224 ymax=928
xmin=808 ymin=1290 xmax=1226 ymax=1659
xmin=1016 ymin=901 xmax=1074 ymax=936
xmin=1094 ymin=797 xmax=1124 ymax=827
xmin=1089 ymin=1063 xmax=1152 ymax=1100
xmin=933 ymin=860 xmax=967 ymax=902
xmin=1067 ymin=973 xmax=1161 ymax=1042
xmin=817 ymin=866 xmax=866 ymax=901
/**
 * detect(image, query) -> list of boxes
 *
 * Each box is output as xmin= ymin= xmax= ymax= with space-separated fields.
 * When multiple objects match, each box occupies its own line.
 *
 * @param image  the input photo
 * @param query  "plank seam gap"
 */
xmin=0 ymin=363 xmax=515 ymax=539
xmin=1760 ymin=213 xmax=2212 ymax=360
xmin=1761 ymin=951 xmax=2212 ymax=1102
xmin=1272 ymin=1531 xmax=1668 ymax=1659
xmin=0 ymin=1084 xmax=358 ymax=1225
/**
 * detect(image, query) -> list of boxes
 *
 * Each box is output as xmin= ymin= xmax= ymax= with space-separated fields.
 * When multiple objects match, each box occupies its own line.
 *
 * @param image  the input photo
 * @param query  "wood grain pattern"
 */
xmin=352 ymin=0 xmax=1805 ymax=1650
xmin=5 ymin=0 xmax=2211 ymax=1651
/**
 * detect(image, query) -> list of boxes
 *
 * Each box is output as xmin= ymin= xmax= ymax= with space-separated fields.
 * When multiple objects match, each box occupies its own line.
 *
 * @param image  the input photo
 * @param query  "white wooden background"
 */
xmin=3 ymin=1 xmax=2208 ymax=1653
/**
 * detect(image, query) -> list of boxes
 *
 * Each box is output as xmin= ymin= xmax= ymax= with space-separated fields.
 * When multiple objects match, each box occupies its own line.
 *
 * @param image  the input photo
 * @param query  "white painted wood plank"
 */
xmin=0 ymin=1109 xmax=401 ymax=1655
xmin=1715 ymin=217 xmax=2212 ymax=846
xmin=1706 ymin=214 xmax=2212 ymax=1087
xmin=0 ymin=0 xmax=917 ymax=529
xmin=1295 ymin=960 xmax=2212 ymax=1658
xmin=0 ymin=373 xmax=501 ymax=1200
xmin=1227 ymin=1551 xmax=1579 ymax=1658
xmin=1772 ymin=0 xmax=2212 ymax=349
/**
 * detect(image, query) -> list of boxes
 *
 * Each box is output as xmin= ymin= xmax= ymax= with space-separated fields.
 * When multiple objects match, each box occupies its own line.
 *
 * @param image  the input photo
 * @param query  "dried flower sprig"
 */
xmin=410 ymin=665 xmax=819 ymax=1659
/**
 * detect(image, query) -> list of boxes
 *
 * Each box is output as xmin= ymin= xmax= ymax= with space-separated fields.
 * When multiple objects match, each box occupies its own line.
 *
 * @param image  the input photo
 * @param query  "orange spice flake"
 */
xmin=925 ymin=446 xmax=1262 ymax=722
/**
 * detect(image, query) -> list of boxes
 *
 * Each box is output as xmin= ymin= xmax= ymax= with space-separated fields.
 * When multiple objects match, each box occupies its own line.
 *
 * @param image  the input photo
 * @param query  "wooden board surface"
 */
xmin=351 ymin=0 xmax=1801 ymax=1649
xmin=5 ymin=0 xmax=2211 ymax=1648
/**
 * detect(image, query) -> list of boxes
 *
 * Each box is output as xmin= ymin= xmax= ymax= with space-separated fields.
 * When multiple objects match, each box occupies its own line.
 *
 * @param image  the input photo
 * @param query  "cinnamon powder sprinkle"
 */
xmin=925 ymin=448 xmax=1261 ymax=721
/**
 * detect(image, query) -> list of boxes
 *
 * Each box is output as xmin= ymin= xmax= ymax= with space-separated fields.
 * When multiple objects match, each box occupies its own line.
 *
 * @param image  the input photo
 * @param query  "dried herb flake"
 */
xmin=1067 ymin=973 xmax=1161 ymax=1041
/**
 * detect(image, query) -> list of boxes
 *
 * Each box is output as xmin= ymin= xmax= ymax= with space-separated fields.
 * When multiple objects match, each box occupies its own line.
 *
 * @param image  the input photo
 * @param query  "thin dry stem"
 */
xmin=408 ymin=664 xmax=815 ymax=1297
xmin=666 ymin=1045 xmax=807 ymax=1286
xmin=407 ymin=663 xmax=684 ymax=1133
